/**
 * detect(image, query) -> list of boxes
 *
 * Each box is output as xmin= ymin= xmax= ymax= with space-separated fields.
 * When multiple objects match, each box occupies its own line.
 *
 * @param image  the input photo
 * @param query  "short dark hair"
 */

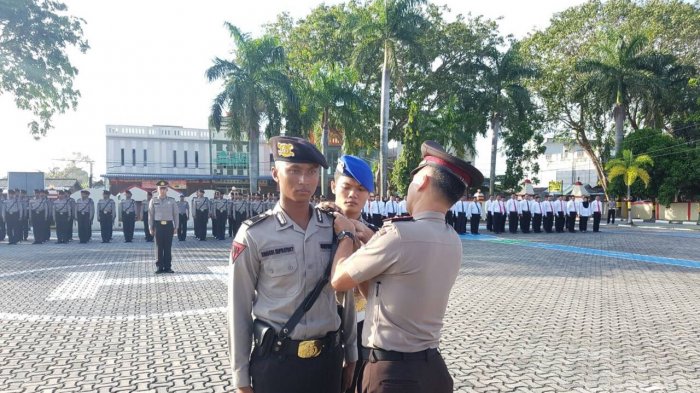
xmin=430 ymin=166 xmax=466 ymax=205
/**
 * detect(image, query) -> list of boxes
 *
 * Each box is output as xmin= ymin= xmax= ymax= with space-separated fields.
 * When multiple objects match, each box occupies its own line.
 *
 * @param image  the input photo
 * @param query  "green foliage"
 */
xmin=46 ymin=152 xmax=91 ymax=188
xmin=0 ymin=0 xmax=89 ymax=137
xmin=390 ymin=102 xmax=421 ymax=196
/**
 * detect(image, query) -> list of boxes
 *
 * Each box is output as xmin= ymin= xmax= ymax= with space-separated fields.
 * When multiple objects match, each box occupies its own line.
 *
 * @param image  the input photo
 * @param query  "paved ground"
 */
xmin=0 ymin=225 xmax=699 ymax=392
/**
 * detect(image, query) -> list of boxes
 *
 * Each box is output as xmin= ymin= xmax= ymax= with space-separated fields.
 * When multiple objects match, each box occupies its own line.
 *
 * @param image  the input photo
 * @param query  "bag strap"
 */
xmin=277 ymin=220 xmax=337 ymax=343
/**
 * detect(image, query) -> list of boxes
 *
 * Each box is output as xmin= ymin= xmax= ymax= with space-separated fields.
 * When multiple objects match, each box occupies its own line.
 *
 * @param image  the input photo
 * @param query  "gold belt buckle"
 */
xmin=297 ymin=340 xmax=322 ymax=359
xmin=160 ymin=220 xmax=167 ymax=225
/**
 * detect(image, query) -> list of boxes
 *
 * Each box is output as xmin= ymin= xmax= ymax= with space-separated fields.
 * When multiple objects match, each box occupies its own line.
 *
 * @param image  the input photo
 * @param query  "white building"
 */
xmin=528 ymin=138 xmax=599 ymax=189
xmin=104 ymin=125 xmax=273 ymax=193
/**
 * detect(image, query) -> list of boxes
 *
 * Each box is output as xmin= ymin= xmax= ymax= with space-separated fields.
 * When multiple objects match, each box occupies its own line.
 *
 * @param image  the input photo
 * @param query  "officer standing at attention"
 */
xmin=4 ymin=189 xmax=23 ymax=245
xmin=485 ymin=195 xmax=494 ymax=232
xmin=97 ymin=190 xmax=115 ymax=243
xmin=20 ymin=190 xmax=30 ymax=241
xmin=120 ymin=190 xmax=137 ymax=243
xmin=142 ymin=192 xmax=154 ymax=242
xmin=30 ymin=189 xmax=49 ymax=244
xmin=519 ymin=195 xmax=532 ymax=234
xmin=53 ymin=190 xmax=72 ymax=244
xmin=211 ymin=191 xmax=227 ymax=240
xmin=228 ymin=136 xmax=357 ymax=393
xmin=542 ymin=195 xmax=554 ymax=233
xmin=468 ymin=195 xmax=482 ymax=235
xmin=192 ymin=189 xmax=209 ymax=241
xmin=75 ymin=190 xmax=95 ymax=243
xmin=67 ymin=190 xmax=76 ymax=242
xmin=227 ymin=191 xmax=236 ymax=238
xmin=506 ymin=193 xmax=520 ymax=234
xmin=0 ymin=188 xmax=5 ymax=242
xmin=330 ymin=140 xmax=484 ymax=393
xmin=177 ymin=194 xmax=189 ymax=241
xmin=149 ymin=181 xmax=178 ymax=274
xmin=531 ymin=195 xmax=543 ymax=233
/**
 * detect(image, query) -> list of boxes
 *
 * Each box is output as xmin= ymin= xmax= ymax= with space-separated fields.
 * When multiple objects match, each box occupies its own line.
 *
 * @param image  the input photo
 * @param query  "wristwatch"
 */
xmin=337 ymin=230 xmax=356 ymax=243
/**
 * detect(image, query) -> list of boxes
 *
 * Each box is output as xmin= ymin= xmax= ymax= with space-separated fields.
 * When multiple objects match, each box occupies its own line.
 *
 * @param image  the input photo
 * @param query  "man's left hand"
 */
xmin=333 ymin=213 xmax=356 ymax=235
xmin=341 ymin=361 xmax=356 ymax=392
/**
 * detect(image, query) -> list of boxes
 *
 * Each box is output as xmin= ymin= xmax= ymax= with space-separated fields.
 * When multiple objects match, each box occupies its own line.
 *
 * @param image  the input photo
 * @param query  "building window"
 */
xmin=173 ymin=150 xmax=177 ymax=167
xmin=132 ymin=149 xmax=136 ymax=166
xmin=184 ymin=151 xmax=188 ymax=167
xmin=195 ymin=151 xmax=199 ymax=168
xmin=120 ymin=149 xmax=125 ymax=166
xmin=143 ymin=149 xmax=147 ymax=166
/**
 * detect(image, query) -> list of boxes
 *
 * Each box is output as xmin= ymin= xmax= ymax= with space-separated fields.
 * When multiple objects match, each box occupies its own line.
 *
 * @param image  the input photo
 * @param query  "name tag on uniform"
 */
xmin=160 ymin=220 xmax=167 ymax=225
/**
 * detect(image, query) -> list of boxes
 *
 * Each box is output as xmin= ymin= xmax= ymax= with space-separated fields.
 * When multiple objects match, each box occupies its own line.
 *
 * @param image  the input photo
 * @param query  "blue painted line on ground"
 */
xmin=459 ymin=234 xmax=700 ymax=269
xmin=603 ymin=229 xmax=700 ymax=239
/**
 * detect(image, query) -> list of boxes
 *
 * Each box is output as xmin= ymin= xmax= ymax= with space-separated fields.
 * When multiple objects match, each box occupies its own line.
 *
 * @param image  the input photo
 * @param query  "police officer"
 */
xmin=120 ymin=190 xmax=137 ymax=242
xmin=67 ymin=190 xmax=76 ymax=242
xmin=330 ymin=140 xmax=484 ymax=393
xmin=53 ymin=190 xmax=72 ymax=243
xmin=468 ymin=196 xmax=482 ymax=235
xmin=75 ymin=190 xmax=95 ymax=243
xmin=191 ymin=189 xmax=209 ymax=241
xmin=555 ymin=195 xmax=566 ymax=233
xmin=228 ymin=136 xmax=356 ymax=393
xmin=142 ymin=192 xmax=154 ymax=242
xmin=506 ymin=194 xmax=520 ymax=234
xmin=149 ymin=181 xmax=178 ymax=274
xmin=29 ymin=189 xmax=49 ymax=244
xmin=0 ymin=188 xmax=5 ymax=242
xmin=211 ymin=191 xmax=227 ymax=240
xmin=177 ymin=194 xmax=189 ymax=241
xmin=227 ymin=191 xmax=236 ymax=238
xmin=97 ymin=190 xmax=115 ymax=243
xmin=519 ymin=195 xmax=532 ymax=233
xmin=542 ymin=195 xmax=554 ymax=233
xmin=20 ymin=189 xmax=30 ymax=241
xmin=532 ymin=195 xmax=543 ymax=233
xmin=4 ymin=189 xmax=23 ymax=245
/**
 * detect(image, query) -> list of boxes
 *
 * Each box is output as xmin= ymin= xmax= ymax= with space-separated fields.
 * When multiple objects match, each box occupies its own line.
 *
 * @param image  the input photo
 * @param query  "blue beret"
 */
xmin=336 ymin=155 xmax=374 ymax=192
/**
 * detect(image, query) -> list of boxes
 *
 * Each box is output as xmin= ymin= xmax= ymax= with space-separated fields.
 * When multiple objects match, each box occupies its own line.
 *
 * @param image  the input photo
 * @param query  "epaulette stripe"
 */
xmin=243 ymin=211 xmax=273 ymax=227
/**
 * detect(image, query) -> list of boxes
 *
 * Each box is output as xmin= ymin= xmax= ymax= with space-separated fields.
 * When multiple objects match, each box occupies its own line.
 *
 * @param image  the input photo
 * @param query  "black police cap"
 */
xmin=270 ymin=136 xmax=328 ymax=168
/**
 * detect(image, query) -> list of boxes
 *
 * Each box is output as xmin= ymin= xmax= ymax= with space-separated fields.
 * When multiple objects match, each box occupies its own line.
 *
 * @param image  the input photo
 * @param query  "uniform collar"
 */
xmin=272 ymin=202 xmax=331 ymax=233
xmin=412 ymin=211 xmax=447 ymax=221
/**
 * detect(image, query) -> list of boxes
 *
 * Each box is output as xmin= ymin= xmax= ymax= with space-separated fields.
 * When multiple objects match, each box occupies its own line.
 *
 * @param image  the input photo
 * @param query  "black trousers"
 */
xmin=555 ymin=212 xmax=565 ymax=232
xmin=22 ymin=214 xmax=29 ymax=240
xmin=194 ymin=210 xmax=208 ymax=240
xmin=532 ymin=213 xmax=542 ymax=233
xmin=360 ymin=350 xmax=452 ymax=393
xmin=349 ymin=321 xmax=365 ymax=393
xmin=492 ymin=212 xmax=504 ymax=234
xmin=6 ymin=212 xmax=20 ymax=244
xmin=55 ymin=213 xmax=71 ymax=243
xmin=486 ymin=212 xmax=493 ymax=231
xmin=456 ymin=213 xmax=467 ymax=234
xmin=579 ymin=216 xmax=589 ymax=232
xmin=544 ymin=213 xmax=554 ymax=233
xmin=215 ymin=211 xmax=227 ymax=240
xmin=155 ymin=221 xmax=174 ymax=271
xmin=508 ymin=212 xmax=519 ymax=233
xmin=250 ymin=341 xmax=343 ymax=393
xmin=0 ymin=216 xmax=5 ymax=241
xmin=31 ymin=211 xmax=47 ymax=243
xmin=178 ymin=214 xmax=188 ymax=241
xmin=99 ymin=212 xmax=113 ymax=242
xmin=470 ymin=214 xmax=481 ymax=234
xmin=122 ymin=212 xmax=135 ymax=242
xmin=372 ymin=214 xmax=383 ymax=228
xmin=607 ymin=209 xmax=616 ymax=224
xmin=77 ymin=212 xmax=92 ymax=242
xmin=143 ymin=213 xmax=153 ymax=241
xmin=520 ymin=212 xmax=532 ymax=233
xmin=234 ymin=212 xmax=246 ymax=236
xmin=567 ymin=212 xmax=577 ymax=232
xmin=593 ymin=212 xmax=601 ymax=232
xmin=227 ymin=214 xmax=235 ymax=237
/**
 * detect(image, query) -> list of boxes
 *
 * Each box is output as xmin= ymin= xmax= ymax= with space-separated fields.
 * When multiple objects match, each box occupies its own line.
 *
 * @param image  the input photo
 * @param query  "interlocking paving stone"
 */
xmin=0 ymin=227 xmax=698 ymax=392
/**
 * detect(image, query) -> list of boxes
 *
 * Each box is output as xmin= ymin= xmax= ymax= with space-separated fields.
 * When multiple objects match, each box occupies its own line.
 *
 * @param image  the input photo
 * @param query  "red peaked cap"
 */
xmin=410 ymin=141 xmax=484 ymax=188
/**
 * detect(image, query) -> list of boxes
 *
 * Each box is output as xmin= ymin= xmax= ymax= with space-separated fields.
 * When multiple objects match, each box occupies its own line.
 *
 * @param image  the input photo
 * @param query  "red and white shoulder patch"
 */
xmin=231 ymin=241 xmax=247 ymax=263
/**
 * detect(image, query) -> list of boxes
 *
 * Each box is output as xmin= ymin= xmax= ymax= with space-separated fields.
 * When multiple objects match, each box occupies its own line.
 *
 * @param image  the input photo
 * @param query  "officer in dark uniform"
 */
xmin=176 ymin=194 xmax=189 ymax=241
xmin=97 ymin=190 xmax=115 ymax=243
xmin=0 ymin=188 xmax=5 ymax=241
xmin=29 ymin=189 xmax=49 ymax=244
xmin=331 ymin=140 xmax=484 ymax=393
xmin=20 ymin=189 xmax=30 ymax=241
xmin=149 ymin=181 xmax=178 ymax=274
xmin=228 ymin=136 xmax=356 ymax=393
xmin=233 ymin=193 xmax=247 ymax=235
xmin=227 ymin=191 xmax=236 ymax=238
xmin=4 ymin=189 xmax=23 ymax=245
xmin=53 ymin=190 xmax=72 ymax=243
xmin=120 ymin=190 xmax=137 ymax=242
xmin=75 ymin=190 xmax=95 ymax=243
xmin=191 ymin=189 xmax=209 ymax=241
xmin=142 ymin=192 xmax=154 ymax=242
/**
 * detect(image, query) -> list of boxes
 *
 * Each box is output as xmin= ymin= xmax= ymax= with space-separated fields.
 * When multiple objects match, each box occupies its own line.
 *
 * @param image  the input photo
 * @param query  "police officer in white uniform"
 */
xmin=149 ymin=181 xmax=178 ymax=273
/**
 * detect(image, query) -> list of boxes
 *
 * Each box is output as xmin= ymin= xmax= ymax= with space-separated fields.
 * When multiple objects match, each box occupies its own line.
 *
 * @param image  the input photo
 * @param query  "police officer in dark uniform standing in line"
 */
xmin=20 ymin=190 xmax=30 ymax=241
xmin=0 ymin=189 xmax=6 ymax=242
xmin=192 ymin=189 xmax=209 ymax=241
xmin=177 ymin=194 xmax=189 ymax=241
xmin=67 ymin=190 xmax=76 ymax=242
xmin=53 ymin=190 xmax=72 ymax=244
xmin=97 ymin=190 xmax=115 ymax=243
xmin=330 ymin=140 xmax=483 ymax=393
xmin=227 ymin=191 xmax=236 ymax=238
xmin=228 ymin=136 xmax=357 ymax=393
xmin=30 ymin=189 xmax=49 ymax=244
xmin=120 ymin=190 xmax=137 ymax=243
xmin=233 ymin=193 xmax=247 ymax=235
xmin=211 ymin=191 xmax=227 ymax=240
xmin=149 ymin=181 xmax=178 ymax=274
xmin=142 ymin=192 xmax=154 ymax=242
xmin=75 ymin=190 xmax=95 ymax=243
xmin=4 ymin=189 xmax=23 ymax=245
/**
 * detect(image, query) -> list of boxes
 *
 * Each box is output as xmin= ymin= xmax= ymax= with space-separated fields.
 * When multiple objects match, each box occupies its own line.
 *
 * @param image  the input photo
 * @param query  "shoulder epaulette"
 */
xmin=314 ymin=206 xmax=335 ymax=223
xmin=243 ymin=211 xmax=273 ymax=228
xmin=385 ymin=216 xmax=414 ymax=223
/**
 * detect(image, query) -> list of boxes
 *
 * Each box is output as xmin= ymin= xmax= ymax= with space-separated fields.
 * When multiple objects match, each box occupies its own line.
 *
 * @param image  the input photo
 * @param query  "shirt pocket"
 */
xmin=260 ymin=253 xmax=300 ymax=299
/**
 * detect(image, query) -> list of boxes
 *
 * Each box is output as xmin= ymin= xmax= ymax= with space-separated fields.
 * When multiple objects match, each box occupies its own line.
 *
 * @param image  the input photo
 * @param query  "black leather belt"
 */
xmin=362 ymin=347 xmax=439 ymax=362
xmin=277 ymin=332 xmax=340 ymax=359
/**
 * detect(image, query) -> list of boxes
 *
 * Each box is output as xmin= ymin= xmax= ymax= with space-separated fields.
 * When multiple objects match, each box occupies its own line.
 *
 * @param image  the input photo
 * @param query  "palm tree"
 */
xmin=206 ymin=23 xmax=298 ymax=194
xmin=485 ymin=43 xmax=537 ymax=195
xmin=576 ymin=34 xmax=668 ymax=157
xmin=606 ymin=149 xmax=654 ymax=224
xmin=352 ymin=0 xmax=427 ymax=198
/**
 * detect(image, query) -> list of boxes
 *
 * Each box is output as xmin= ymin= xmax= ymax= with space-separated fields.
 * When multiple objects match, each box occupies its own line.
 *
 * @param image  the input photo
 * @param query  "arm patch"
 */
xmin=231 ymin=241 xmax=247 ymax=263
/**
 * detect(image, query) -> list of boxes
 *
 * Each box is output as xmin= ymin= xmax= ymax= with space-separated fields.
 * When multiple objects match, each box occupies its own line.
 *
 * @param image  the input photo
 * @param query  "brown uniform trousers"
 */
xmin=360 ymin=348 xmax=452 ymax=393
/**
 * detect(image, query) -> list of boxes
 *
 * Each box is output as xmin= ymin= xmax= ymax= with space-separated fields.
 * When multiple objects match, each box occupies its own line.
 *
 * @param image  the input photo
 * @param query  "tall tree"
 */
xmin=605 ymin=149 xmax=653 ymax=224
xmin=207 ymin=23 xmax=298 ymax=193
xmin=352 ymin=0 xmax=428 ymax=198
xmin=0 ymin=0 xmax=89 ymax=137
